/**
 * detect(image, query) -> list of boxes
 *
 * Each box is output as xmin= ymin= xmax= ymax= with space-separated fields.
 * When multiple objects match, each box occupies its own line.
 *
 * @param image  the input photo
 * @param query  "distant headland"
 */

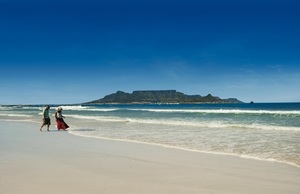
xmin=85 ymin=90 xmax=243 ymax=104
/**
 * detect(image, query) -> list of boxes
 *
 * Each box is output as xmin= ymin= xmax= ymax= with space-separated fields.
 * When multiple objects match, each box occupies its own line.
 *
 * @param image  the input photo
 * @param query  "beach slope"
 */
xmin=1 ymin=121 xmax=299 ymax=194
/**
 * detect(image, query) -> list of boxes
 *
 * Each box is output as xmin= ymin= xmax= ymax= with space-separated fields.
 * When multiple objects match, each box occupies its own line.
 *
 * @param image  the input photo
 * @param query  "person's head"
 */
xmin=46 ymin=105 xmax=50 ymax=110
xmin=57 ymin=107 xmax=62 ymax=111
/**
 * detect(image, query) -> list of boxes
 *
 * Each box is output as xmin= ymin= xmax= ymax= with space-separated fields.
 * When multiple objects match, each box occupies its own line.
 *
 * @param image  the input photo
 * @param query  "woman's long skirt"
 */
xmin=56 ymin=118 xmax=69 ymax=130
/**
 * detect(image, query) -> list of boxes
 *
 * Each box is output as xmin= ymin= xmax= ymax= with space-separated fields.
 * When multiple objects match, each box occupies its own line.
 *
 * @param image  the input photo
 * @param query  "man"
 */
xmin=39 ymin=105 xmax=51 ymax=132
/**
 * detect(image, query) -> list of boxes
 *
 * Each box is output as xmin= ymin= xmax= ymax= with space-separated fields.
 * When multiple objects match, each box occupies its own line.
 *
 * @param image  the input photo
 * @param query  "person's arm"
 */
xmin=42 ymin=109 xmax=46 ymax=119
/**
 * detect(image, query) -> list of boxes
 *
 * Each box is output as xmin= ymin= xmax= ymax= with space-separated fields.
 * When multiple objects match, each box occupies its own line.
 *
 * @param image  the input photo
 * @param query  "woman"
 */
xmin=55 ymin=107 xmax=69 ymax=130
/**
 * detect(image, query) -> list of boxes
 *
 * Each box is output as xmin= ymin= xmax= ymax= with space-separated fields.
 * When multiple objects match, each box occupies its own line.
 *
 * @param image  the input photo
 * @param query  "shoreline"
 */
xmin=4 ymin=118 xmax=300 ymax=169
xmin=2 ymin=117 xmax=300 ymax=169
xmin=68 ymin=129 xmax=300 ymax=169
xmin=1 ymin=120 xmax=300 ymax=194
xmin=5 ymin=116 xmax=300 ymax=169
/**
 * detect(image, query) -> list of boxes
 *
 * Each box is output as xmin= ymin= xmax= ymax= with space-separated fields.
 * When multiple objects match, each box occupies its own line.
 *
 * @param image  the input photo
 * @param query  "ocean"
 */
xmin=1 ymin=103 xmax=300 ymax=168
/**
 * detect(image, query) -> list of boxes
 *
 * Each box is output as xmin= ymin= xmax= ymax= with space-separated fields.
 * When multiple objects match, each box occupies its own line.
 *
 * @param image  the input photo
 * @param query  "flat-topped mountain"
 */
xmin=86 ymin=90 xmax=243 ymax=104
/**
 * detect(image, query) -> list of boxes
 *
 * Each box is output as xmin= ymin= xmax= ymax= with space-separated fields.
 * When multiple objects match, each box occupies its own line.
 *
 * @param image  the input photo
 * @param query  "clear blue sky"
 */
xmin=1 ymin=0 xmax=300 ymax=104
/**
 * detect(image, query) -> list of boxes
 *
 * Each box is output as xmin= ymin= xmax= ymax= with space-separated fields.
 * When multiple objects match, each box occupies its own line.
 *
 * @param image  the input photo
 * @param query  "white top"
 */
xmin=56 ymin=111 xmax=62 ymax=118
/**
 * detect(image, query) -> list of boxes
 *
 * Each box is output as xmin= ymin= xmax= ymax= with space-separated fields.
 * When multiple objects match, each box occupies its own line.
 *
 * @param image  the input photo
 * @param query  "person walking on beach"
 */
xmin=55 ymin=107 xmax=69 ymax=130
xmin=39 ymin=105 xmax=51 ymax=132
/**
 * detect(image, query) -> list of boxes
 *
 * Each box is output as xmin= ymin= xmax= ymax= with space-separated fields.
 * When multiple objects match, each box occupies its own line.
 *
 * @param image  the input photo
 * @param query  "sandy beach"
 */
xmin=0 ymin=120 xmax=300 ymax=194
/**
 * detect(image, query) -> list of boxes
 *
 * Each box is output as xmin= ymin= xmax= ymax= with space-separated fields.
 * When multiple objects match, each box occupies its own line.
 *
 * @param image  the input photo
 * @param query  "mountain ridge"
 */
xmin=85 ymin=90 xmax=243 ymax=104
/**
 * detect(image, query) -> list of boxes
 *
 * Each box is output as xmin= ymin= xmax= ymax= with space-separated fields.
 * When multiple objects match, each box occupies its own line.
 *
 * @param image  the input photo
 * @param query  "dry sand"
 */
xmin=1 ymin=121 xmax=300 ymax=194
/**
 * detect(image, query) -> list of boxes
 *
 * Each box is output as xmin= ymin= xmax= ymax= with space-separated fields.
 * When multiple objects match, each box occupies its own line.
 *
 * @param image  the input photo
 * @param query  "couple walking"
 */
xmin=39 ymin=105 xmax=69 ymax=132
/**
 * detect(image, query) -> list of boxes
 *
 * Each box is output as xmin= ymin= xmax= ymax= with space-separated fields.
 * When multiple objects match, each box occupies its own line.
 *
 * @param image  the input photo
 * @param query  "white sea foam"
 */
xmin=66 ymin=114 xmax=300 ymax=132
xmin=16 ymin=105 xmax=300 ymax=115
xmin=129 ymin=108 xmax=300 ymax=115
xmin=59 ymin=105 xmax=118 ymax=112
xmin=58 ymin=105 xmax=88 ymax=110
xmin=0 ymin=106 xmax=14 ymax=111
xmin=21 ymin=106 xmax=43 ymax=110
xmin=0 ymin=113 xmax=32 ymax=117
xmin=0 ymin=118 xmax=39 ymax=123
xmin=68 ymin=129 xmax=300 ymax=168
xmin=67 ymin=114 xmax=127 ymax=122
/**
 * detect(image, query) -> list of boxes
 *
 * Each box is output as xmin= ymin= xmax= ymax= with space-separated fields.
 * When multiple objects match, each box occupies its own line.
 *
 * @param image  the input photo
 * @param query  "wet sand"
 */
xmin=1 ymin=121 xmax=299 ymax=194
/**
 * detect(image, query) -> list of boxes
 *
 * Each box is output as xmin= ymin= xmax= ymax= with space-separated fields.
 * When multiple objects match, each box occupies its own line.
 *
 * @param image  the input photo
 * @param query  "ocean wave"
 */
xmin=60 ymin=105 xmax=118 ymax=112
xmin=67 ymin=114 xmax=127 ymax=122
xmin=66 ymin=114 xmax=300 ymax=132
xmin=128 ymin=108 xmax=300 ymax=115
xmin=0 ymin=107 xmax=12 ymax=111
xmin=58 ymin=106 xmax=300 ymax=116
xmin=0 ymin=113 xmax=32 ymax=117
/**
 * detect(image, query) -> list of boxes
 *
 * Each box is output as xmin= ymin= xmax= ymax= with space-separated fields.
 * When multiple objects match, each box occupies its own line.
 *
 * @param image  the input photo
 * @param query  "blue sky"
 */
xmin=0 ymin=0 xmax=300 ymax=104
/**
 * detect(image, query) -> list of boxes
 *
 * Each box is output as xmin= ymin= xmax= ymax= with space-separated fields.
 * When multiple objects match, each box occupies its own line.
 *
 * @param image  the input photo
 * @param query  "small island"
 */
xmin=85 ymin=90 xmax=243 ymax=104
